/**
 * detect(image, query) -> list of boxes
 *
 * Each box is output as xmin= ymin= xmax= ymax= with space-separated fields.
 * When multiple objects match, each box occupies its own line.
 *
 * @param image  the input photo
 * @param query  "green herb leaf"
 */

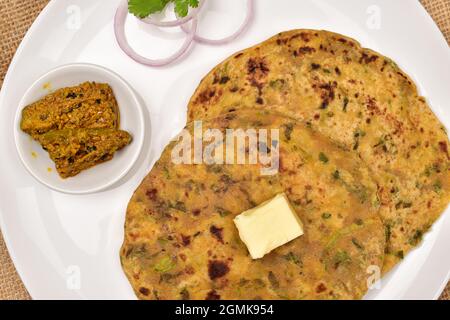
xmin=433 ymin=180 xmax=442 ymax=193
xmin=154 ymin=256 xmax=176 ymax=273
xmin=319 ymin=152 xmax=329 ymax=164
xmin=215 ymin=206 xmax=231 ymax=217
xmin=408 ymin=229 xmax=423 ymax=246
xmin=157 ymin=236 xmax=169 ymax=246
xmin=128 ymin=0 xmax=199 ymax=18
xmin=180 ymin=287 xmax=190 ymax=299
xmin=129 ymin=0 xmax=170 ymax=18
xmin=332 ymin=170 xmax=340 ymax=180
xmin=395 ymin=250 xmax=404 ymax=259
xmin=322 ymin=212 xmax=332 ymax=219
xmin=283 ymin=252 xmax=302 ymax=265
xmin=333 ymin=250 xmax=351 ymax=269
xmin=174 ymin=0 xmax=199 ymax=17
xmin=385 ymin=224 xmax=392 ymax=241
xmin=169 ymin=200 xmax=186 ymax=212
xmin=343 ymin=97 xmax=349 ymax=112
xmin=269 ymin=79 xmax=286 ymax=89
xmin=351 ymin=237 xmax=364 ymax=250
xmin=283 ymin=123 xmax=294 ymax=141
xmin=268 ymin=271 xmax=279 ymax=289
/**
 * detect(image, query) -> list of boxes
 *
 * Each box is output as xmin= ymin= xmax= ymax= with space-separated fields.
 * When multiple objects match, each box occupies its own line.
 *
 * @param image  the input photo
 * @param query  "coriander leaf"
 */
xmin=174 ymin=0 xmax=189 ymax=17
xmin=153 ymin=256 xmax=176 ymax=273
xmin=189 ymin=0 xmax=200 ymax=7
xmin=174 ymin=0 xmax=199 ymax=17
xmin=319 ymin=152 xmax=329 ymax=164
xmin=322 ymin=212 xmax=332 ymax=219
xmin=128 ymin=0 xmax=170 ymax=18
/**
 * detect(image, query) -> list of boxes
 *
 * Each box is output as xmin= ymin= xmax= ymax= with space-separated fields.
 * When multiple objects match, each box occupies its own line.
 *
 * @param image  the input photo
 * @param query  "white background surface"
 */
xmin=0 ymin=0 xmax=448 ymax=299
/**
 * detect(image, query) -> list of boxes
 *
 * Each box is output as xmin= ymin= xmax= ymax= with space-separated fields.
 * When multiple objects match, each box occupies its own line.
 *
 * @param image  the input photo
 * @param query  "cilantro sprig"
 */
xmin=129 ymin=0 xmax=200 ymax=18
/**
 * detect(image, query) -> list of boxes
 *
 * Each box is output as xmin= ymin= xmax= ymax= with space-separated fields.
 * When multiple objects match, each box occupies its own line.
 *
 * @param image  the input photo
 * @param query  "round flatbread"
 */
xmin=187 ymin=29 xmax=450 ymax=271
xmin=121 ymin=109 xmax=385 ymax=300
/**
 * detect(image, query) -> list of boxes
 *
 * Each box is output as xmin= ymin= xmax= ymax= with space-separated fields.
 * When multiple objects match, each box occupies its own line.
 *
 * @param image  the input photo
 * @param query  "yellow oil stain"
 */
xmin=43 ymin=82 xmax=52 ymax=91
xmin=47 ymin=167 xmax=53 ymax=173
xmin=31 ymin=151 xmax=37 ymax=158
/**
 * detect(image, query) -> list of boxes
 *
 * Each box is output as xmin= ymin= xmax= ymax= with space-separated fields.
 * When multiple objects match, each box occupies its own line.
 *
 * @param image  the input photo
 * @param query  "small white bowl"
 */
xmin=14 ymin=63 xmax=145 ymax=194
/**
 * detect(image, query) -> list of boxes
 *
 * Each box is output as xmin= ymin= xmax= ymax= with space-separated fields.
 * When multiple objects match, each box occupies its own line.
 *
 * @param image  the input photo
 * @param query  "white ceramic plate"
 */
xmin=0 ymin=0 xmax=449 ymax=299
xmin=14 ymin=63 xmax=145 ymax=194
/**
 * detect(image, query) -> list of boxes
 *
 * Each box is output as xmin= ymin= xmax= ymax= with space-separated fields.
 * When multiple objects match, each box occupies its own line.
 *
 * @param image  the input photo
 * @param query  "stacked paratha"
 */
xmin=122 ymin=109 xmax=385 ymax=300
xmin=121 ymin=30 xmax=450 ymax=299
xmin=186 ymin=30 xmax=450 ymax=272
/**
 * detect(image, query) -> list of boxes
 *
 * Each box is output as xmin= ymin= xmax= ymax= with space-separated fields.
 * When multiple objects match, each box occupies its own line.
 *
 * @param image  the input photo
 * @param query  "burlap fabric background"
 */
xmin=0 ymin=0 xmax=449 ymax=300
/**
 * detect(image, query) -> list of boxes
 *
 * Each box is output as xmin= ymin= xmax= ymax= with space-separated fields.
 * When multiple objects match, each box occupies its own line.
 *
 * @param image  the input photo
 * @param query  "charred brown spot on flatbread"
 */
xmin=208 ymin=260 xmax=230 ymax=280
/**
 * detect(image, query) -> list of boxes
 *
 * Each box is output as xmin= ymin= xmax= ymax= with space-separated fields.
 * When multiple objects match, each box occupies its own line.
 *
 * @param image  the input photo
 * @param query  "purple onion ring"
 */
xmin=180 ymin=0 xmax=254 ymax=45
xmin=141 ymin=0 xmax=206 ymax=28
xmin=114 ymin=0 xmax=197 ymax=67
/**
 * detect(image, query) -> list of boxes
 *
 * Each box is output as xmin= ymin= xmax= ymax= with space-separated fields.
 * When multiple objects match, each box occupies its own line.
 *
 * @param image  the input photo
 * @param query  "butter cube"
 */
xmin=233 ymin=193 xmax=304 ymax=259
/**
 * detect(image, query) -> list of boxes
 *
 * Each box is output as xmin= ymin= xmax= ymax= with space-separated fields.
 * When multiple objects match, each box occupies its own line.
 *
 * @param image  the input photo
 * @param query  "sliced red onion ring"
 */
xmin=180 ymin=0 xmax=254 ymax=45
xmin=114 ymin=0 xmax=197 ymax=67
xmin=141 ymin=0 xmax=206 ymax=28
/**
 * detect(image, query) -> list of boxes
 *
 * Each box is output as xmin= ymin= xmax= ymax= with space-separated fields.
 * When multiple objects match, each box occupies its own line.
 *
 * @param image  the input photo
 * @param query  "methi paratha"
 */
xmin=186 ymin=30 xmax=450 ymax=272
xmin=121 ymin=109 xmax=385 ymax=300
